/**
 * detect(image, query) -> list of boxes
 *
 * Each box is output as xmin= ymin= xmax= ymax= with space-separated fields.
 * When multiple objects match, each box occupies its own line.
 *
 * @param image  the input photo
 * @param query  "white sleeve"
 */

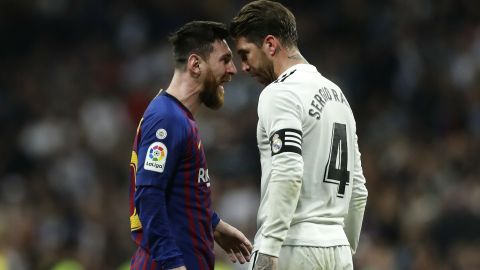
xmin=343 ymin=133 xmax=368 ymax=254
xmin=257 ymin=87 xmax=304 ymax=257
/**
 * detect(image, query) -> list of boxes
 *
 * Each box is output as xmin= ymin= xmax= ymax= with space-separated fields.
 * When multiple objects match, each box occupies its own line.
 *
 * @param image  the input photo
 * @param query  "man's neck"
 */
xmin=273 ymin=47 xmax=308 ymax=77
xmin=165 ymin=71 xmax=202 ymax=114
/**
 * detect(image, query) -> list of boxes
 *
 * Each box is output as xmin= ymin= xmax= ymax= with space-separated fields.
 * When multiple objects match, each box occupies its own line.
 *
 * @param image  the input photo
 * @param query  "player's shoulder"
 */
xmin=260 ymin=69 xmax=305 ymax=105
xmin=273 ymin=63 xmax=318 ymax=83
xmin=319 ymin=73 xmax=343 ymax=93
xmin=265 ymin=64 xmax=318 ymax=91
xmin=260 ymin=83 xmax=295 ymax=107
xmin=143 ymin=93 xmax=189 ymax=129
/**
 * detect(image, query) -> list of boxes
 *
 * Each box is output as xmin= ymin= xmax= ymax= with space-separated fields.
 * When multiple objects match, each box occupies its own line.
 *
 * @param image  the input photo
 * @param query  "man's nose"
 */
xmin=241 ymin=62 xmax=250 ymax=73
xmin=228 ymin=61 xmax=237 ymax=75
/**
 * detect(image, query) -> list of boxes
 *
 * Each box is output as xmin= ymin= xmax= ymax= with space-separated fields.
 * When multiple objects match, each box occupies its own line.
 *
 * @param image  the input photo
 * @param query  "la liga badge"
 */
xmin=144 ymin=142 xmax=168 ymax=172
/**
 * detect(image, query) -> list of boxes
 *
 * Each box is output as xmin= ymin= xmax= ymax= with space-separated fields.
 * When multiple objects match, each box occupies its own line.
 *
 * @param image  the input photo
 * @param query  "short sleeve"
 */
xmin=136 ymin=113 xmax=186 ymax=189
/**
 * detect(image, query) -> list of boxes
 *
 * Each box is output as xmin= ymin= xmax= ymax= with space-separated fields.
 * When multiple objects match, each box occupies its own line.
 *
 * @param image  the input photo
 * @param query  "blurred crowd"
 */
xmin=1 ymin=0 xmax=479 ymax=269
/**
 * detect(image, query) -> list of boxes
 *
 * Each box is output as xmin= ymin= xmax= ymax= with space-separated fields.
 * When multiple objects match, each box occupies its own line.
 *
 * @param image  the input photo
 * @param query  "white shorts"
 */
xmin=249 ymin=245 xmax=353 ymax=270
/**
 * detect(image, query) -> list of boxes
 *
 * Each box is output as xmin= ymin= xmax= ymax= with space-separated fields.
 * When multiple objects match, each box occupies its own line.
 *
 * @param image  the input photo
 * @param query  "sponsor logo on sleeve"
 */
xmin=156 ymin=128 xmax=167 ymax=140
xmin=198 ymin=168 xmax=211 ymax=187
xmin=144 ymin=142 xmax=168 ymax=172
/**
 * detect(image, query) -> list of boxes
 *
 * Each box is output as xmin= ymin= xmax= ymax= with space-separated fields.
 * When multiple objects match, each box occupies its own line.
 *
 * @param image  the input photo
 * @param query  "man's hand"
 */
xmin=214 ymin=220 xmax=253 ymax=264
xmin=253 ymin=253 xmax=278 ymax=270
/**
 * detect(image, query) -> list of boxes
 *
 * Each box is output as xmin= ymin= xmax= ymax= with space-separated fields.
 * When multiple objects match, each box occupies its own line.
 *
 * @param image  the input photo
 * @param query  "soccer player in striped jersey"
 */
xmin=129 ymin=21 xmax=252 ymax=270
xmin=230 ymin=1 xmax=368 ymax=270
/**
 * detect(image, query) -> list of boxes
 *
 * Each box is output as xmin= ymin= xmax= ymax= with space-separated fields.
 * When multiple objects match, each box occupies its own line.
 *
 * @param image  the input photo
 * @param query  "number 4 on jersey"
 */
xmin=323 ymin=123 xmax=350 ymax=198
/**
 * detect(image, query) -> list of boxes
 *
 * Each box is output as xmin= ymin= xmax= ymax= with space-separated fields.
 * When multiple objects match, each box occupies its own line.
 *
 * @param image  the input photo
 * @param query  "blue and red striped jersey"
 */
xmin=129 ymin=91 xmax=220 ymax=270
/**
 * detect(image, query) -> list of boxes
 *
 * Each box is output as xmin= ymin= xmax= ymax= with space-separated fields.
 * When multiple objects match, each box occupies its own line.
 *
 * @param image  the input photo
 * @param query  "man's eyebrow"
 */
xmin=220 ymin=52 xmax=232 ymax=60
xmin=237 ymin=49 xmax=248 ymax=54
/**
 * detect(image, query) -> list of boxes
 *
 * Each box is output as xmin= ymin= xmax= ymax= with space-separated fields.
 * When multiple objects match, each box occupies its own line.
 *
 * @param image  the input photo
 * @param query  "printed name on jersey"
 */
xmin=309 ymin=87 xmax=350 ymax=120
xmin=155 ymin=128 xmax=167 ymax=140
xmin=269 ymin=128 xmax=302 ymax=156
xmin=144 ymin=142 xmax=168 ymax=172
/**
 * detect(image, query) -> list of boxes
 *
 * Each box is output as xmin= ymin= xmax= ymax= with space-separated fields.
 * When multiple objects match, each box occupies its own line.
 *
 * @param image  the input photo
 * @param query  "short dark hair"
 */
xmin=168 ymin=21 xmax=229 ymax=68
xmin=230 ymin=0 xmax=298 ymax=48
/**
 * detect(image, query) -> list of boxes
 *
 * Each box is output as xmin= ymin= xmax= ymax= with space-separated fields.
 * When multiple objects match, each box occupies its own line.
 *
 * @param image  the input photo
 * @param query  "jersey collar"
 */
xmin=277 ymin=64 xmax=318 ymax=79
xmin=160 ymin=90 xmax=195 ymax=120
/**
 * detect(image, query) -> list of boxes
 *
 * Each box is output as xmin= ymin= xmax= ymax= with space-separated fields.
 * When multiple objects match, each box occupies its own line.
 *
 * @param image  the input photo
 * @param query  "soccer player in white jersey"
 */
xmin=230 ymin=1 xmax=368 ymax=269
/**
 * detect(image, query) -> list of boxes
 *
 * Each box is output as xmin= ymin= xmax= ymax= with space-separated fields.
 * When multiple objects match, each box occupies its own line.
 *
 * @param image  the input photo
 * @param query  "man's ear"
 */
xmin=187 ymin=54 xmax=201 ymax=78
xmin=263 ymin=35 xmax=279 ymax=56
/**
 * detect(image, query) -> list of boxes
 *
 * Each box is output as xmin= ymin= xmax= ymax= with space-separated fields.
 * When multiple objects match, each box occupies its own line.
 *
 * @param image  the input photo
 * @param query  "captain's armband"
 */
xmin=269 ymin=128 xmax=302 ymax=156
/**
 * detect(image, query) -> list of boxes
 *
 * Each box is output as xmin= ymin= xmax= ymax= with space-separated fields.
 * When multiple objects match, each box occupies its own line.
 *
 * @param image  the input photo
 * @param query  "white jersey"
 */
xmin=254 ymin=64 xmax=368 ymax=257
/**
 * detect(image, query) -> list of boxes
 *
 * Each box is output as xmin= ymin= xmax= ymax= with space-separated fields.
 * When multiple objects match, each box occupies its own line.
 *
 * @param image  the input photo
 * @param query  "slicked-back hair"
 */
xmin=230 ymin=0 xmax=298 ymax=48
xmin=168 ymin=21 xmax=229 ymax=69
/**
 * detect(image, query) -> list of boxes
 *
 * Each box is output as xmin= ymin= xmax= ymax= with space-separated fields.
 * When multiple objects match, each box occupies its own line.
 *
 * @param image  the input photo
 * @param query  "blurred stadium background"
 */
xmin=0 ymin=0 xmax=479 ymax=269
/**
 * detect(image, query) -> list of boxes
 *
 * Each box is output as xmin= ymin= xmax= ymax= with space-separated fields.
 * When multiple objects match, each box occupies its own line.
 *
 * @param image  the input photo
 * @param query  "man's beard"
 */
xmin=200 ymin=69 xmax=225 ymax=110
xmin=256 ymin=52 xmax=276 ymax=86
